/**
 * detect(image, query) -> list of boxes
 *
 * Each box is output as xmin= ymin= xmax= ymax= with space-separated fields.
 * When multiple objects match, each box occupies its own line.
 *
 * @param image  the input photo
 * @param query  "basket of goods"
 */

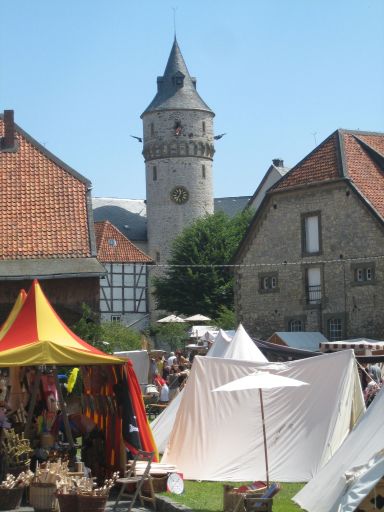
xmin=142 ymin=473 xmax=168 ymax=493
xmin=29 ymin=460 xmax=71 ymax=512
xmin=56 ymin=471 xmax=119 ymax=512
xmin=0 ymin=470 xmax=34 ymax=511
xmin=1 ymin=428 xmax=32 ymax=476
xmin=223 ymin=482 xmax=268 ymax=512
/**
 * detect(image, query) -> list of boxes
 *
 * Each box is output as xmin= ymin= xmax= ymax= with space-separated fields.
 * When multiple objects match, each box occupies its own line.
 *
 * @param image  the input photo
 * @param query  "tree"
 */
xmin=72 ymin=304 xmax=142 ymax=353
xmin=149 ymin=323 xmax=189 ymax=352
xmin=153 ymin=209 xmax=253 ymax=318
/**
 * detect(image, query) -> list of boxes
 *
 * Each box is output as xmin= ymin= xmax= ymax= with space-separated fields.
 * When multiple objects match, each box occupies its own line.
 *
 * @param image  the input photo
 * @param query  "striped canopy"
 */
xmin=0 ymin=280 xmax=123 ymax=367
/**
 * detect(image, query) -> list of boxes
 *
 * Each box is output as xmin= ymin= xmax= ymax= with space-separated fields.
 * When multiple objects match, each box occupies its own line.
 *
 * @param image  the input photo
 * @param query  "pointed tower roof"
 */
xmin=142 ymin=38 xmax=213 ymax=116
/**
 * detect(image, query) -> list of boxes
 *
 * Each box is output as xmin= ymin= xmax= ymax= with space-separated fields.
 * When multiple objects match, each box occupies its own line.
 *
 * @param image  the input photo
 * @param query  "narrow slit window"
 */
xmin=202 ymin=121 xmax=206 ymax=134
xmin=202 ymin=164 xmax=206 ymax=179
xmin=153 ymin=165 xmax=157 ymax=181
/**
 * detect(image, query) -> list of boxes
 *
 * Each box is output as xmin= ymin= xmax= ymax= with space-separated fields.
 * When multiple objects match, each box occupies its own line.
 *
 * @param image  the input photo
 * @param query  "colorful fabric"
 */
xmin=0 ymin=280 xmax=123 ymax=366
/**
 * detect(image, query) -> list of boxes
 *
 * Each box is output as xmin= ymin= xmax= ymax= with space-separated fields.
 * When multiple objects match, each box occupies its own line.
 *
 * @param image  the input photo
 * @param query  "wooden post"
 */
xmin=24 ymin=368 xmax=42 ymax=438
xmin=53 ymin=369 xmax=75 ymax=449
xmin=259 ymin=388 xmax=269 ymax=488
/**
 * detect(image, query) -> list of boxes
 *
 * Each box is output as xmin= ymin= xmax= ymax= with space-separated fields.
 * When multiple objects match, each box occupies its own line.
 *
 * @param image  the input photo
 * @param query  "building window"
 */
xmin=328 ymin=318 xmax=342 ymax=341
xmin=111 ymin=315 xmax=121 ymax=323
xmin=302 ymin=212 xmax=322 ymax=255
xmin=202 ymin=164 xmax=206 ymax=179
xmin=153 ymin=165 xmax=157 ymax=181
xmin=352 ymin=263 xmax=375 ymax=284
xmin=306 ymin=267 xmax=322 ymax=304
xmin=174 ymin=120 xmax=182 ymax=136
xmin=259 ymin=273 xmax=278 ymax=293
xmin=202 ymin=121 xmax=206 ymax=134
xmin=150 ymin=123 xmax=154 ymax=136
xmin=156 ymin=251 xmax=160 ymax=263
xmin=289 ymin=319 xmax=303 ymax=332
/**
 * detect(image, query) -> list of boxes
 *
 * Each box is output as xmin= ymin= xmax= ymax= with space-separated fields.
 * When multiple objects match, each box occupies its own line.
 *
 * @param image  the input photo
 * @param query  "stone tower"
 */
xmin=141 ymin=38 xmax=215 ymax=266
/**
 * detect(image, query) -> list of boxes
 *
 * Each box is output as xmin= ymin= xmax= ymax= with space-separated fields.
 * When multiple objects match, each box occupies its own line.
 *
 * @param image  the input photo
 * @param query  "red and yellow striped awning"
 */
xmin=0 ymin=280 xmax=123 ymax=367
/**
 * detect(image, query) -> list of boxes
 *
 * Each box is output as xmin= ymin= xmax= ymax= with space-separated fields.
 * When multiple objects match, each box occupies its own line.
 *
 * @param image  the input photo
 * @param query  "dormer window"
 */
xmin=172 ymin=71 xmax=185 ymax=88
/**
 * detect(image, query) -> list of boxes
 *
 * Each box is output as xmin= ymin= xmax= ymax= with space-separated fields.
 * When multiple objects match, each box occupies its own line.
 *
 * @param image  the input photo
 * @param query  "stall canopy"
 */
xmin=0 ymin=280 xmax=123 ymax=366
xmin=161 ymin=350 xmax=364 ymax=482
xmin=0 ymin=288 xmax=27 ymax=339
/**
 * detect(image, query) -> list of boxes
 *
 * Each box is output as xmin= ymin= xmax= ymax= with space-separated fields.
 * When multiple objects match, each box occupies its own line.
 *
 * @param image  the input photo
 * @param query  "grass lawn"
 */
xmin=160 ymin=481 xmax=305 ymax=512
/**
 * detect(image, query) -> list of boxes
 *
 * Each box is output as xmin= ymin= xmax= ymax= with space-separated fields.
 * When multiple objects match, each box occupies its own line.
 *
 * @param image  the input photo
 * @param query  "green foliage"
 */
xmin=71 ymin=304 xmax=142 ymax=354
xmin=153 ymin=209 xmax=253 ymax=318
xmin=213 ymin=306 xmax=236 ymax=330
xmin=150 ymin=322 xmax=189 ymax=351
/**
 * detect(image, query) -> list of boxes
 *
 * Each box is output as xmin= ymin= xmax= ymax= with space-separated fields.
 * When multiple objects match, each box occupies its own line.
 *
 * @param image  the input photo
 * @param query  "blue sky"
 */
xmin=1 ymin=0 xmax=383 ymax=199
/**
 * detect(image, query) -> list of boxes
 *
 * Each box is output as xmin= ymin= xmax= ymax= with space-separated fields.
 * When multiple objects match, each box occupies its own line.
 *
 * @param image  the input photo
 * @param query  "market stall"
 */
xmin=0 ymin=280 xmax=157 ymax=485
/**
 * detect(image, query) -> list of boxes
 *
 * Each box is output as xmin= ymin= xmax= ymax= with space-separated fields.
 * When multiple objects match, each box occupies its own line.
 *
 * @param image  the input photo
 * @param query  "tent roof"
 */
xmin=224 ymin=324 xmax=268 ymax=362
xmin=0 ymin=280 xmax=123 ymax=366
xmin=270 ymin=331 xmax=328 ymax=351
xmin=0 ymin=289 xmax=27 ymax=340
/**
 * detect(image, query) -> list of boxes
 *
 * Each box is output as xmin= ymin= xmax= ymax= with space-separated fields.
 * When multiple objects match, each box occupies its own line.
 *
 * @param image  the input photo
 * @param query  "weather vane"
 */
xmin=172 ymin=7 xmax=178 ymax=38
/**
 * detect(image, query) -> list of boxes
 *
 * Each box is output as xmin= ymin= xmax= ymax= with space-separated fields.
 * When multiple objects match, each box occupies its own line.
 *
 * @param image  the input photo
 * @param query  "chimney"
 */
xmin=272 ymin=158 xmax=284 ymax=168
xmin=2 ymin=110 xmax=15 ymax=150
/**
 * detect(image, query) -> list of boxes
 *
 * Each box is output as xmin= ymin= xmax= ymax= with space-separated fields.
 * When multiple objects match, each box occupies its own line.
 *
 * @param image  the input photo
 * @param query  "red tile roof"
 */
xmin=273 ymin=132 xmax=341 ymax=190
xmin=95 ymin=221 xmax=152 ymax=263
xmin=273 ymin=129 xmax=384 ymax=220
xmin=0 ymin=116 xmax=92 ymax=259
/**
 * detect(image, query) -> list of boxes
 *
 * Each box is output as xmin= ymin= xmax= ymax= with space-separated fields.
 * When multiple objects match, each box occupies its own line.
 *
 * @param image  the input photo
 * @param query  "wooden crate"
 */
xmin=357 ymin=478 xmax=384 ymax=511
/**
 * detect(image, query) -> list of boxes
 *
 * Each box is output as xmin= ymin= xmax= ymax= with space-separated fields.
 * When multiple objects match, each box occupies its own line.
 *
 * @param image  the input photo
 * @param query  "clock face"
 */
xmin=167 ymin=473 xmax=184 ymax=494
xmin=171 ymin=186 xmax=189 ymax=204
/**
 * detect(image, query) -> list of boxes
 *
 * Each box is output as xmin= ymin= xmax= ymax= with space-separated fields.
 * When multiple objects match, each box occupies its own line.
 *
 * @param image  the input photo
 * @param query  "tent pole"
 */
xmin=24 ymin=367 xmax=42 ymax=438
xmin=259 ymin=389 xmax=269 ymax=488
xmin=53 ymin=369 xmax=75 ymax=450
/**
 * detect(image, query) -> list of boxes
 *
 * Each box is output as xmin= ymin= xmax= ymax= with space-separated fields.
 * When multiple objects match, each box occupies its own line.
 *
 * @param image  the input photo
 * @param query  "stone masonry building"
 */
xmin=233 ymin=129 xmax=384 ymax=341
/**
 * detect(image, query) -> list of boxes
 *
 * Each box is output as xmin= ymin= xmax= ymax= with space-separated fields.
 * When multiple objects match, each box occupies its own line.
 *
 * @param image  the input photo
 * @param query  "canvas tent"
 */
xmin=161 ymin=350 xmax=364 ymax=482
xmin=114 ymin=350 xmax=150 ymax=391
xmin=293 ymin=386 xmax=384 ymax=512
xmin=151 ymin=324 xmax=268 ymax=452
xmin=0 ymin=280 xmax=123 ymax=366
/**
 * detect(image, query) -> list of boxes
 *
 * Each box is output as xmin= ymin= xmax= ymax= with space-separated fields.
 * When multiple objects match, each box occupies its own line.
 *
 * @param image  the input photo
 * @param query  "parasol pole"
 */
xmin=24 ymin=367 xmax=42 ymax=438
xmin=259 ymin=388 xmax=269 ymax=488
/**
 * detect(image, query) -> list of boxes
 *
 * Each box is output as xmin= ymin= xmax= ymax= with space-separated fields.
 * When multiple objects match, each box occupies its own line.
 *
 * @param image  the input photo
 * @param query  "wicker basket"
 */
xmin=77 ymin=494 xmax=108 ymax=512
xmin=56 ymin=493 xmax=78 ymax=512
xmin=0 ymin=486 xmax=25 ymax=511
xmin=29 ymin=482 xmax=58 ymax=512
xmin=223 ymin=484 xmax=265 ymax=512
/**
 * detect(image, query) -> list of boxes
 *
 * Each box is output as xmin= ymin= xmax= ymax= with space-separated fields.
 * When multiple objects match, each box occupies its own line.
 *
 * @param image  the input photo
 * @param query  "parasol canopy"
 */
xmin=184 ymin=314 xmax=211 ymax=322
xmin=157 ymin=314 xmax=186 ymax=323
xmin=0 ymin=279 xmax=123 ymax=366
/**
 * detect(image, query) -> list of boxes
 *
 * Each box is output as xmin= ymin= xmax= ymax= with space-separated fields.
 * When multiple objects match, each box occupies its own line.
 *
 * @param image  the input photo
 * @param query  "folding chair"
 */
xmin=114 ymin=450 xmax=156 ymax=511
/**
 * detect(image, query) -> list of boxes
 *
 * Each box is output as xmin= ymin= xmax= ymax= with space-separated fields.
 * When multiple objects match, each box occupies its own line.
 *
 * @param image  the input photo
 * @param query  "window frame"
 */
xmin=323 ymin=312 xmax=346 ymax=341
xmin=351 ymin=262 xmax=376 ymax=286
xmin=258 ymin=272 xmax=279 ymax=293
xmin=301 ymin=211 xmax=322 ymax=256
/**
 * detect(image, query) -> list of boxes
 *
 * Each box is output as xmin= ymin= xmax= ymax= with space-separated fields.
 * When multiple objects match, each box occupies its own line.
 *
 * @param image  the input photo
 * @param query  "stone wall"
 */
xmin=235 ymin=181 xmax=384 ymax=340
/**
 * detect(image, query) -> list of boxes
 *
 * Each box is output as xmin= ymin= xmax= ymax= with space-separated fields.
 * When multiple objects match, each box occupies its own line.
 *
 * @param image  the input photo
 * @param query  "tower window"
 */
xmin=174 ymin=121 xmax=182 ymax=136
xmin=156 ymin=251 xmax=160 ymax=263
xmin=150 ymin=123 xmax=154 ymax=136
xmin=202 ymin=121 xmax=206 ymax=134
xmin=153 ymin=165 xmax=157 ymax=181
xmin=202 ymin=165 xmax=206 ymax=179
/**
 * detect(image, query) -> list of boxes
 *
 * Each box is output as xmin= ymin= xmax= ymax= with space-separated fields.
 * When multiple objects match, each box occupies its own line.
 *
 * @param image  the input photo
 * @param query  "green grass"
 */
xmin=160 ymin=481 xmax=305 ymax=512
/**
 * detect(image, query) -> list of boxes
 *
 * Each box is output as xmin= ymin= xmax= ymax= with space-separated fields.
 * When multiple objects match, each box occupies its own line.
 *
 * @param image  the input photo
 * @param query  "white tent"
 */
xmin=151 ymin=324 xmax=267 ymax=452
xmin=113 ymin=349 xmax=149 ymax=391
xmin=223 ymin=323 xmax=269 ymax=361
xmin=293 ymin=387 xmax=384 ymax=512
xmin=161 ymin=350 xmax=364 ymax=482
xmin=206 ymin=329 xmax=232 ymax=357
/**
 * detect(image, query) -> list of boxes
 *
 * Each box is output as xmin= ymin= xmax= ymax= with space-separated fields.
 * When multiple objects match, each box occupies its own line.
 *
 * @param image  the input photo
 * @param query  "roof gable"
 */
xmin=0 ymin=116 xmax=93 ymax=260
xmin=94 ymin=221 xmax=152 ymax=263
xmin=273 ymin=131 xmax=342 ymax=191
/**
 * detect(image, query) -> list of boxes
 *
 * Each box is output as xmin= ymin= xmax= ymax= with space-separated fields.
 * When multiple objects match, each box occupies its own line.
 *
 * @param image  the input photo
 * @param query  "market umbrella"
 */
xmin=184 ymin=314 xmax=211 ymax=322
xmin=157 ymin=314 xmax=186 ymax=323
xmin=212 ymin=370 xmax=308 ymax=487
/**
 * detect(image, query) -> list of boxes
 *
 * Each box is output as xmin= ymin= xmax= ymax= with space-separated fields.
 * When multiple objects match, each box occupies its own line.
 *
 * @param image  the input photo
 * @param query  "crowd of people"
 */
xmin=150 ymin=350 xmax=192 ymax=403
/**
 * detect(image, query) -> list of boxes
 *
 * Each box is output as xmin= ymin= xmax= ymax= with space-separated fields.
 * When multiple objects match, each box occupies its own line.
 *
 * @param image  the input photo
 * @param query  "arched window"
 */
xmin=289 ymin=320 xmax=303 ymax=332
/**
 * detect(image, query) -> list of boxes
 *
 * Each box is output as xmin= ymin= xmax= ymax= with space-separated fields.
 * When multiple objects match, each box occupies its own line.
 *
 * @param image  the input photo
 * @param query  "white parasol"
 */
xmin=184 ymin=314 xmax=211 ymax=322
xmin=213 ymin=370 xmax=308 ymax=486
xmin=157 ymin=314 xmax=186 ymax=323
